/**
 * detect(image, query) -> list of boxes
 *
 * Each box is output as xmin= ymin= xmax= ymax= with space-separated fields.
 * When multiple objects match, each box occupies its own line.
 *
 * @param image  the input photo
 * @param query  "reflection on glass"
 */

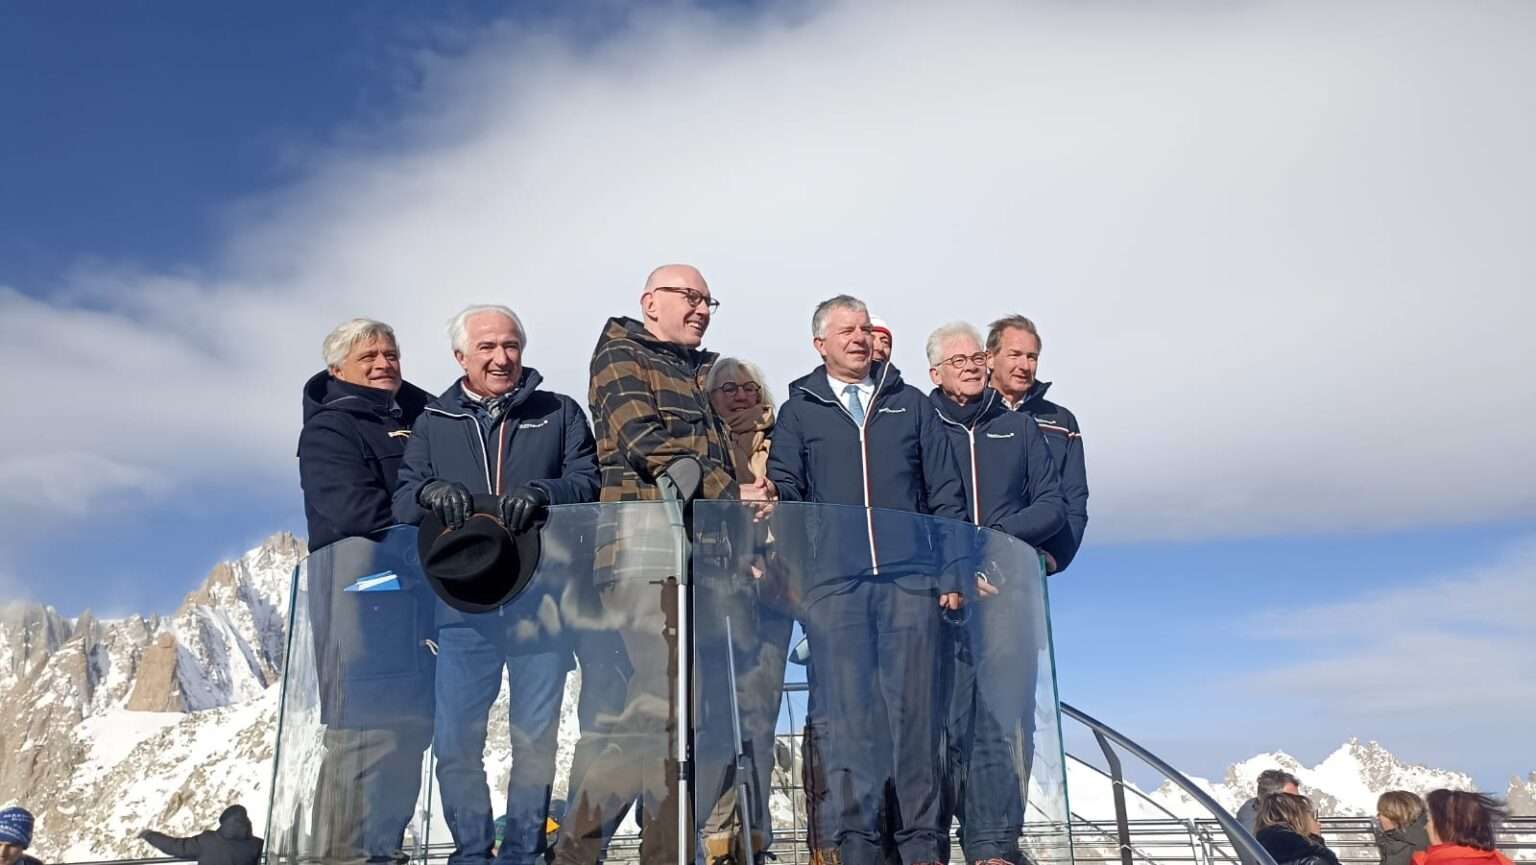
xmin=266 ymin=502 xmax=1069 ymax=865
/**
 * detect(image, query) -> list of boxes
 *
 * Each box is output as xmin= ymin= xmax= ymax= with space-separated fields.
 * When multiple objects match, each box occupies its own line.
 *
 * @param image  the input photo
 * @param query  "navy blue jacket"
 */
xmin=392 ymin=367 xmax=600 ymax=522
xmin=392 ymin=368 xmax=600 ymax=632
xmin=930 ymin=388 xmax=1066 ymax=549
xmin=1005 ymin=381 xmax=1088 ymax=570
xmin=298 ymin=372 xmax=432 ymax=552
xmin=767 ymin=362 xmax=969 ymax=598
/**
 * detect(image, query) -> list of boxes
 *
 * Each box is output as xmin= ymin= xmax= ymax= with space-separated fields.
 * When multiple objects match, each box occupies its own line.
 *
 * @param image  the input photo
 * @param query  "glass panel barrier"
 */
xmin=266 ymin=502 xmax=684 ymax=865
xmin=692 ymin=501 xmax=1071 ymax=865
xmin=267 ymin=500 xmax=1070 ymax=865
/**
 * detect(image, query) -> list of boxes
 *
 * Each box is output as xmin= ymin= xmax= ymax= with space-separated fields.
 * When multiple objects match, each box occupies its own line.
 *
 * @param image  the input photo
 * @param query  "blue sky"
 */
xmin=2 ymin=0 xmax=1532 ymax=791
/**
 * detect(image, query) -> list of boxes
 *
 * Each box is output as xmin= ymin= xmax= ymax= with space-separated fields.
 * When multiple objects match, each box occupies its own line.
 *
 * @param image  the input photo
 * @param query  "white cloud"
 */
xmin=2 ymin=0 xmax=1534 ymax=550
xmin=1235 ymin=536 xmax=1536 ymax=778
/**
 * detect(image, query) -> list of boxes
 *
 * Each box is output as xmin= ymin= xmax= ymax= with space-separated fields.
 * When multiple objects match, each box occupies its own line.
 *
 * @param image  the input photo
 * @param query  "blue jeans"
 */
xmin=434 ymin=626 xmax=572 ymax=865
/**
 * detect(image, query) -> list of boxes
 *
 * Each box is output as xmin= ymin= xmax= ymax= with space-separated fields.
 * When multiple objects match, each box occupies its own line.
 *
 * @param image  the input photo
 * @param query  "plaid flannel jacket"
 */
xmin=588 ymin=316 xmax=738 ymax=503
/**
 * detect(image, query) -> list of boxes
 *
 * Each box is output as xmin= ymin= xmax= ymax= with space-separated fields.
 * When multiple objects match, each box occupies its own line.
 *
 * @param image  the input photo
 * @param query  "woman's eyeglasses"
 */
xmin=713 ymin=381 xmax=761 ymax=396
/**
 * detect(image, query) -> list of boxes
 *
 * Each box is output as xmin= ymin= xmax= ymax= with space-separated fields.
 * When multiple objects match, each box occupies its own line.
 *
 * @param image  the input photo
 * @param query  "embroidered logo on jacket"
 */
xmin=387 ymin=430 xmax=412 ymax=438
xmin=876 ymin=407 xmax=907 ymax=414
xmin=985 ymin=432 xmax=1016 ymax=439
xmin=518 ymin=419 xmax=550 ymax=429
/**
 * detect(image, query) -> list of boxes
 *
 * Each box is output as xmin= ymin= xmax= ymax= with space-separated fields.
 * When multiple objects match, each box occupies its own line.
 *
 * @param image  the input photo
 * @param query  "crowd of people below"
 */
xmin=1234 ymin=770 xmax=1517 ymax=865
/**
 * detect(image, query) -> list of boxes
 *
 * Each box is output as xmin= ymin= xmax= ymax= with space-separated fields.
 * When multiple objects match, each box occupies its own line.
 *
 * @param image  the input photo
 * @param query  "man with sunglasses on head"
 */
xmin=927 ymin=322 xmax=1065 ymax=865
xmin=393 ymin=304 xmax=600 ymax=865
xmin=556 ymin=264 xmax=774 ymax=865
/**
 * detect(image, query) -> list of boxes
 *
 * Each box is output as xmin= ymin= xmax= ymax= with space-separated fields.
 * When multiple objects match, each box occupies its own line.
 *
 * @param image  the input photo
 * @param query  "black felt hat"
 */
xmin=418 ymin=494 xmax=542 ymax=614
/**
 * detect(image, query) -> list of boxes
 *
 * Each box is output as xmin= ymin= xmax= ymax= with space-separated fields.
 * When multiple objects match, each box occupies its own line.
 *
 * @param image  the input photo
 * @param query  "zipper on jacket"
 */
xmin=796 ymin=363 xmax=889 ymax=574
xmin=966 ymin=427 xmax=980 ymax=524
xmin=424 ymin=406 xmax=495 ymax=493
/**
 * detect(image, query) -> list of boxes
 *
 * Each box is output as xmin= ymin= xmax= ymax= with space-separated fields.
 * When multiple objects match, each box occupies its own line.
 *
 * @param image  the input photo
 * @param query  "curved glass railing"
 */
xmin=266 ymin=501 xmax=1070 ymax=865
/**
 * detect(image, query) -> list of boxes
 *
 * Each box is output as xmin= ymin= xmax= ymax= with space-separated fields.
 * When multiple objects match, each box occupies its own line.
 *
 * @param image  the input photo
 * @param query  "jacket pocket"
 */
xmin=658 ymin=403 xmax=707 ymax=439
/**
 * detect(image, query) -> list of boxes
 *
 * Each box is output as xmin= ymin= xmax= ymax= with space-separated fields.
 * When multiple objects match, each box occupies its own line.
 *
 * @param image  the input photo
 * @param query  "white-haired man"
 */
xmin=394 ymin=304 xmax=599 ymax=865
xmin=927 ymin=321 xmax=1065 ymax=865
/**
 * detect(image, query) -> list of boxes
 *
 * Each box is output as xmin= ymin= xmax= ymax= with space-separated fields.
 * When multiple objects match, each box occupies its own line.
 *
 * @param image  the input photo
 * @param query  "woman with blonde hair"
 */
xmin=1375 ymin=791 xmax=1431 ymax=865
xmin=697 ymin=356 xmax=792 ymax=863
xmin=707 ymin=357 xmax=775 ymax=482
xmin=1254 ymin=793 xmax=1342 ymax=865
xmin=1413 ymin=790 xmax=1514 ymax=865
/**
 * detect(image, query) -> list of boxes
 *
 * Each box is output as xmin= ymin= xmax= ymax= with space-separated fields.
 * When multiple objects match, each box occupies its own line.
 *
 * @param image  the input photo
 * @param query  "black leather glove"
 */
xmin=418 ymin=480 xmax=473 ymax=530
xmin=498 ymin=485 xmax=549 ymax=533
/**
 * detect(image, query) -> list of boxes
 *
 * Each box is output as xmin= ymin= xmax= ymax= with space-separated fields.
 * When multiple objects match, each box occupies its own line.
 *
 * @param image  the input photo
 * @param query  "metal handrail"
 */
xmin=1059 ymin=703 xmax=1279 ymax=865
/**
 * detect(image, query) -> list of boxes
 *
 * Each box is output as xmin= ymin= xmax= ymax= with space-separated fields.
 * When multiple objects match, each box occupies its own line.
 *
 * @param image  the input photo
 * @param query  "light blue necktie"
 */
xmin=842 ymin=383 xmax=866 ymax=424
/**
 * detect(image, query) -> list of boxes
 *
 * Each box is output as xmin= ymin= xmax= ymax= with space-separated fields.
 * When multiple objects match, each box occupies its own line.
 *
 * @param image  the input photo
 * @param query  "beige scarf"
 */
xmin=720 ymin=402 xmax=774 ymax=484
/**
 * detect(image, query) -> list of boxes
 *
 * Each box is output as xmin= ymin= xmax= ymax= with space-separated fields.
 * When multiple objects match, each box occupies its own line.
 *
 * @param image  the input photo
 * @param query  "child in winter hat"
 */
xmin=0 ymin=807 xmax=33 ymax=849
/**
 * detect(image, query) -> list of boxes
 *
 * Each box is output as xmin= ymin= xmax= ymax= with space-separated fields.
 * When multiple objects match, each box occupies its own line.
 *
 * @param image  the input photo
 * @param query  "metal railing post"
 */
xmin=1090 ymin=730 xmax=1135 ymax=865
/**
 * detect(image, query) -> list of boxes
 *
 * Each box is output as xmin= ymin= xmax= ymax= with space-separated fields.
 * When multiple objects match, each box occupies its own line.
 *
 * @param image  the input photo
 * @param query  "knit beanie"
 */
xmin=0 ymin=807 xmax=34 ymax=849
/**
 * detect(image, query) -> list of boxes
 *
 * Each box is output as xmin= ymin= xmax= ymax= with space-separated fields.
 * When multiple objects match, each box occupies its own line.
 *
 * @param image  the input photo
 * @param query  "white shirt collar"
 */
xmin=826 ymin=371 xmax=874 ymax=398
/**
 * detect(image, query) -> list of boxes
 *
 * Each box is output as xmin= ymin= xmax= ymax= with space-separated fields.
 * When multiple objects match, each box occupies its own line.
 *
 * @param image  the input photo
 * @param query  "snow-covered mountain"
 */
xmin=0 ymin=533 xmax=303 ymax=862
xmin=1064 ymin=740 xmax=1536 ymax=823
xmin=2 ymin=533 xmax=1530 ymax=861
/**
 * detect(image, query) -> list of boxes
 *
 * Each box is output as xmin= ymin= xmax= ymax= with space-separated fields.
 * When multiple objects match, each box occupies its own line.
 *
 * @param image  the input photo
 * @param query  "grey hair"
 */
xmin=322 ymin=318 xmax=397 ymax=369
xmin=985 ymin=313 xmax=1042 ymax=354
xmin=707 ymin=356 xmax=774 ymax=403
xmin=448 ymin=304 xmax=527 ymax=354
xmin=925 ymin=321 xmax=984 ymax=367
xmin=811 ymin=294 xmax=869 ymax=338
xmin=1256 ymin=769 xmax=1301 ymax=798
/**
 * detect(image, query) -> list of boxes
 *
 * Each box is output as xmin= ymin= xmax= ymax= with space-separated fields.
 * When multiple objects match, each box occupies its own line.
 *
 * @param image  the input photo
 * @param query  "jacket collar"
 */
xmin=431 ymin=367 xmax=545 ymax=416
xmin=302 ymin=370 xmax=431 ymax=423
xmin=598 ymin=316 xmax=717 ymax=373
xmin=793 ymin=361 xmax=901 ymax=405
xmin=930 ymin=387 xmax=1003 ymax=429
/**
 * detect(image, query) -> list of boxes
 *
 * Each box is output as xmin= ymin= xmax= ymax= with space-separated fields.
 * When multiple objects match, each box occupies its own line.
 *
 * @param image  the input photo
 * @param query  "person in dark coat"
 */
xmin=767 ymin=294 xmax=969 ymax=865
xmin=297 ymin=318 xmax=436 ymax=865
xmin=1375 ymin=791 xmax=1431 ymax=865
xmin=392 ymin=304 xmax=599 ymax=865
xmin=986 ymin=315 xmax=1089 ymax=573
xmin=926 ymin=322 xmax=1066 ymax=865
xmin=139 ymin=805 xmax=264 ymax=865
xmin=554 ymin=265 xmax=773 ymax=865
xmin=1255 ymin=793 xmax=1341 ymax=865
xmin=299 ymin=320 xmax=432 ymax=552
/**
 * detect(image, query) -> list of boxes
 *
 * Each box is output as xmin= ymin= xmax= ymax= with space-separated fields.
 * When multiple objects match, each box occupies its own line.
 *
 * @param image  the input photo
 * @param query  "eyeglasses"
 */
xmin=713 ymin=381 xmax=761 ymax=396
xmin=652 ymin=286 xmax=721 ymax=312
xmin=937 ymin=352 xmax=989 ymax=369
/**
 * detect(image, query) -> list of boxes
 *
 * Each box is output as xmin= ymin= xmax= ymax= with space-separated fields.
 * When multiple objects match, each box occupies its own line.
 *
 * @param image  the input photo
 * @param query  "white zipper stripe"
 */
xmin=794 ymin=364 xmax=889 ymax=574
xmin=425 ymin=406 xmax=494 ymax=492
